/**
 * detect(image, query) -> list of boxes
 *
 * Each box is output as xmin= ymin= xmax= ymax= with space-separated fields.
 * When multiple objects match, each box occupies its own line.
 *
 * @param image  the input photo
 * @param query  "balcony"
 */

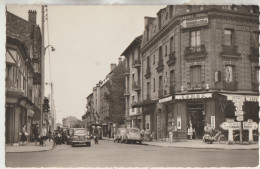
xmin=124 ymin=68 xmax=130 ymax=76
xmin=252 ymin=82 xmax=259 ymax=92
xmin=249 ymin=47 xmax=259 ymax=62
xmin=5 ymin=78 xmax=25 ymax=97
xmin=167 ymin=51 xmax=176 ymax=66
xmin=123 ymin=88 xmax=130 ymax=96
xmin=223 ymin=81 xmax=238 ymax=91
xmin=169 ymin=85 xmax=175 ymax=94
xmin=184 ymin=45 xmax=206 ymax=61
xmin=144 ymin=67 xmax=151 ymax=79
xmin=158 ymin=89 xmax=164 ymax=98
xmin=132 ymin=81 xmax=141 ymax=91
xmin=221 ymin=45 xmax=240 ymax=59
xmin=156 ymin=59 xmax=164 ymax=72
xmin=133 ymin=59 xmax=141 ymax=69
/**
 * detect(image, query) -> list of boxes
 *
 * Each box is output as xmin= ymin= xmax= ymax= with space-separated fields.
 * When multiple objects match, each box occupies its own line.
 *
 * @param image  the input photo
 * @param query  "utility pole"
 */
xmin=41 ymin=5 xmax=45 ymax=129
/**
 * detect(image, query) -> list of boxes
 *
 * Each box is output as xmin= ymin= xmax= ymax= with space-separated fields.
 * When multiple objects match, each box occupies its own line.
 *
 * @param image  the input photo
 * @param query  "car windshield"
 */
xmin=74 ymin=129 xmax=87 ymax=135
xmin=129 ymin=129 xmax=139 ymax=133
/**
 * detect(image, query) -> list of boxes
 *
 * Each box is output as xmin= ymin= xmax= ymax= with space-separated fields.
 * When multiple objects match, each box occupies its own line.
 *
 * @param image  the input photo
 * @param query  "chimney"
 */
xmin=28 ymin=10 xmax=37 ymax=24
xmin=110 ymin=63 xmax=117 ymax=71
xmin=118 ymin=57 xmax=122 ymax=63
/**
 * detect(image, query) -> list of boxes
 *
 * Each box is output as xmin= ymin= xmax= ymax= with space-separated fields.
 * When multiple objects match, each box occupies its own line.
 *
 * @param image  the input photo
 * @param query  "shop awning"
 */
xmin=220 ymin=94 xmax=259 ymax=102
xmin=27 ymin=108 xmax=34 ymax=117
xmin=175 ymin=93 xmax=212 ymax=100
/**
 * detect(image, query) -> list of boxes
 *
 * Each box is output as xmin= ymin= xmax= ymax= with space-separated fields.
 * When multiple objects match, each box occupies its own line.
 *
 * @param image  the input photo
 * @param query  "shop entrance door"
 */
xmin=5 ymin=105 xmax=15 ymax=143
xmin=188 ymin=103 xmax=205 ymax=139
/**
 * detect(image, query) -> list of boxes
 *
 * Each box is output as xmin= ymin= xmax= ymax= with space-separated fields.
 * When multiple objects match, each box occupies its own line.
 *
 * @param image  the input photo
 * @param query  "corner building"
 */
xmin=137 ymin=5 xmax=259 ymax=141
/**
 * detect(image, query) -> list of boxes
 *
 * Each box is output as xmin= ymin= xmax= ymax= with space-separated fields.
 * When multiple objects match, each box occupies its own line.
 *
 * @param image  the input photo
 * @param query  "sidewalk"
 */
xmin=103 ymin=137 xmax=259 ymax=150
xmin=6 ymin=140 xmax=54 ymax=153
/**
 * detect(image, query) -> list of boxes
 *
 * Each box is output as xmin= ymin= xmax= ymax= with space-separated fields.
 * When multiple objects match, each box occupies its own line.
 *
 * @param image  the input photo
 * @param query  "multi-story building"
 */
xmin=5 ymin=10 xmax=43 ymax=144
xmin=83 ymin=93 xmax=94 ymax=128
xmin=62 ymin=116 xmax=79 ymax=128
xmin=136 ymin=5 xmax=259 ymax=141
xmin=121 ymin=35 xmax=143 ymax=129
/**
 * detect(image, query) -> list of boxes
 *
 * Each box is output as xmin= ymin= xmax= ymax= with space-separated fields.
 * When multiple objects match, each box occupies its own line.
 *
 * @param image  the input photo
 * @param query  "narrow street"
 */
xmin=6 ymin=140 xmax=258 ymax=167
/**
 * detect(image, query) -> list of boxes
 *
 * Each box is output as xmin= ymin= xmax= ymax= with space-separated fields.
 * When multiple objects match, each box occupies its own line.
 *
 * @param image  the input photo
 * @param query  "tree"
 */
xmin=105 ymin=60 xmax=126 ymax=125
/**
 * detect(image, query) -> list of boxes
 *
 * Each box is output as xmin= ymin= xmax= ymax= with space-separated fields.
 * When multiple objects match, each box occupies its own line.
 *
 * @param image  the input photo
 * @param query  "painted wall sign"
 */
xmin=181 ymin=13 xmax=207 ymax=20
xmin=159 ymin=96 xmax=172 ymax=103
xmin=175 ymin=93 xmax=212 ymax=100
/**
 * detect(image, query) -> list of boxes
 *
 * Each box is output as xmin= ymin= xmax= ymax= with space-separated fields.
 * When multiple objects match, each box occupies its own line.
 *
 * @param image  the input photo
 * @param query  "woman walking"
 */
xmin=20 ymin=124 xmax=27 ymax=146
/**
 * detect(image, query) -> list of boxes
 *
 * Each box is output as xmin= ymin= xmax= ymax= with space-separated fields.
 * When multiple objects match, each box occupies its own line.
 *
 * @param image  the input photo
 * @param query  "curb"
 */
xmin=6 ymin=143 xmax=55 ymax=153
xmin=141 ymin=143 xmax=259 ymax=150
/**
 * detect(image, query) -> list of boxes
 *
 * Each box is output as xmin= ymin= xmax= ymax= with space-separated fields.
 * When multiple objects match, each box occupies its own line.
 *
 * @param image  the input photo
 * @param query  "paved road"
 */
xmin=6 ymin=140 xmax=259 ymax=167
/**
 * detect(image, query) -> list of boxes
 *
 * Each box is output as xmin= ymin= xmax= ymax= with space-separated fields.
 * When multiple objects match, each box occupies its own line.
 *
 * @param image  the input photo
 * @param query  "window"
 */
xmin=225 ymin=66 xmax=234 ymax=83
xmin=200 ymin=6 xmax=204 ymax=10
xmin=224 ymin=29 xmax=233 ymax=46
xmin=153 ymin=78 xmax=155 ymax=92
xmin=170 ymin=36 xmax=175 ymax=52
xmin=170 ymin=70 xmax=175 ymax=86
xmin=190 ymin=66 xmax=201 ymax=84
xmin=256 ymin=67 xmax=259 ymax=83
xmin=159 ymin=46 xmax=162 ymax=60
xmin=186 ymin=5 xmax=191 ymax=12
xmin=147 ymin=56 xmax=150 ymax=68
xmin=165 ymin=45 xmax=168 ymax=56
xmin=147 ymin=82 xmax=150 ymax=96
xmin=153 ymin=55 xmax=155 ymax=64
xmin=252 ymin=32 xmax=259 ymax=48
xmin=190 ymin=30 xmax=201 ymax=47
xmin=159 ymin=76 xmax=163 ymax=90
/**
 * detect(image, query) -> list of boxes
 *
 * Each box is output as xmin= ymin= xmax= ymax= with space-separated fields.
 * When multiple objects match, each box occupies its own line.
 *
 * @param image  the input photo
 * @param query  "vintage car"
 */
xmin=121 ymin=128 xmax=142 ymax=144
xmin=114 ymin=128 xmax=127 ymax=143
xmin=70 ymin=128 xmax=91 ymax=147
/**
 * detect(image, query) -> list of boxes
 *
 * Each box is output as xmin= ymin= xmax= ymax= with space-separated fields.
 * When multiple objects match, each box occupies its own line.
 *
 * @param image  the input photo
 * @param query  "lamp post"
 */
xmin=40 ymin=45 xmax=55 ymax=130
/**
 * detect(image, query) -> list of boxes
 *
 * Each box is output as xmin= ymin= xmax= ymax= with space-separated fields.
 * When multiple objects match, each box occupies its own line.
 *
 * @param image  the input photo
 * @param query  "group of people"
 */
xmin=20 ymin=123 xmax=52 ymax=146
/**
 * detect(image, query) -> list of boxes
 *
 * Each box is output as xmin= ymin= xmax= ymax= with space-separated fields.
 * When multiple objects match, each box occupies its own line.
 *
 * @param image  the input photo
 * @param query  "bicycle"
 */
xmin=203 ymin=130 xmax=227 ymax=144
xmin=233 ymin=130 xmax=258 ymax=144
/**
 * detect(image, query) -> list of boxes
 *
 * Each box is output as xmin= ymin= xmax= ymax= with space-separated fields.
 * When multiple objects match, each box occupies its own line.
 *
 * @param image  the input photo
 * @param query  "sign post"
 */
xmin=220 ymin=121 xmax=240 ymax=144
xmin=233 ymin=97 xmax=244 ymax=144
xmin=243 ymin=119 xmax=258 ymax=144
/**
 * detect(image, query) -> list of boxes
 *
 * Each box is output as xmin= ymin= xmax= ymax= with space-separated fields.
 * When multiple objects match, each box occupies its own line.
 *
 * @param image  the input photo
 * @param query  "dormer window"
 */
xmin=232 ymin=5 xmax=237 ymax=11
xmin=200 ymin=6 xmax=204 ymax=10
xmin=186 ymin=6 xmax=191 ymax=12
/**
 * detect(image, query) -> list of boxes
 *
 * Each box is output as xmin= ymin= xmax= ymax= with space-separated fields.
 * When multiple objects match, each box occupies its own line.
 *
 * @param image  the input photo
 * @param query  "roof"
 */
xmin=86 ymin=93 xmax=93 ymax=99
xmin=121 ymin=35 xmax=143 ymax=57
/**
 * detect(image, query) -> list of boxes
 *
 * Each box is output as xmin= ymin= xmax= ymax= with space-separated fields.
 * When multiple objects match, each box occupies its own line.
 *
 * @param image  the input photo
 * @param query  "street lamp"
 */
xmin=40 ymin=44 xmax=55 ymax=130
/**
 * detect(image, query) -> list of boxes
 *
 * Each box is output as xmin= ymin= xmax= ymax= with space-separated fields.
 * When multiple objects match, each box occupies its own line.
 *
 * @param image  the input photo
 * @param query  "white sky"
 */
xmin=7 ymin=5 xmax=165 ymax=123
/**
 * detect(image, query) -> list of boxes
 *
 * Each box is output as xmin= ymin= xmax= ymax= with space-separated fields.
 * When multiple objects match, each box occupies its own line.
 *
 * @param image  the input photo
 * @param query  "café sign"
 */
xmin=181 ymin=17 xmax=208 ymax=29
xmin=175 ymin=93 xmax=212 ymax=100
xmin=159 ymin=96 xmax=173 ymax=103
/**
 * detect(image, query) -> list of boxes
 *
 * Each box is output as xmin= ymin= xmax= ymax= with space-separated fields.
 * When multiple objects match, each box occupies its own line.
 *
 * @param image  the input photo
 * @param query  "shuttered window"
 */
xmin=190 ymin=66 xmax=201 ymax=84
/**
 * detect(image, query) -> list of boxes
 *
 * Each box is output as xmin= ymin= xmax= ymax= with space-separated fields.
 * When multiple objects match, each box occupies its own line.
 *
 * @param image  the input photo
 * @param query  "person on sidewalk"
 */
xmin=33 ymin=124 xmax=40 ymax=145
xmin=48 ymin=128 xmax=52 ymax=142
xmin=40 ymin=125 xmax=47 ymax=146
xmin=20 ymin=124 xmax=27 ymax=146
xmin=94 ymin=134 xmax=98 ymax=144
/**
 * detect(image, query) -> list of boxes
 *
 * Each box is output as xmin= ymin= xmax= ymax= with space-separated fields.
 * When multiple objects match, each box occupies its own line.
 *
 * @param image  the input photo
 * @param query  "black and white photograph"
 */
xmin=1 ymin=0 xmax=259 ymax=168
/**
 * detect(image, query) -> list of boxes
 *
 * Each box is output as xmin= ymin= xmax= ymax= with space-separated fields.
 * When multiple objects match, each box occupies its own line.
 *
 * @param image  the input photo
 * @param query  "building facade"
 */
xmin=5 ymin=11 xmax=43 ymax=144
xmin=136 ymin=5 xmax=259 ymax=141
xmin=121 ymin=35 xmax=143 ymax=129
xmin=62 ymin=116 xmax=79 ymax=128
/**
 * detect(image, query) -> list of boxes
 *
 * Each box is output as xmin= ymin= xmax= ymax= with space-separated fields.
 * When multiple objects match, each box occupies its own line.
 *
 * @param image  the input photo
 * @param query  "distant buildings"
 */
xmin=5 ymin=10 xmax=43 ymax=144
xmin=62 ymin=116 xmax=80 ymax=128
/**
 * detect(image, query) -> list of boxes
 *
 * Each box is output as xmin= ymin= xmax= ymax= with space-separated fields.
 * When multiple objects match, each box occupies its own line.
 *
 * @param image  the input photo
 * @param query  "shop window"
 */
xmin=224 ymin=29 xmax=234 ymax=46
xmin=225 ymin=66 xmax=234 ymax=83
xmin=190 ymin=66 xmax=201 ymax=85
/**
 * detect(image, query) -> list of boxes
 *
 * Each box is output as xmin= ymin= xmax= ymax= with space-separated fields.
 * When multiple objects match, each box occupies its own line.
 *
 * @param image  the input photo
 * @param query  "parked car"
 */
xmin=114 ymin=128 xmax=127 ymax=143
xmin=121 ymin=128 xmax=142 ymax=144
xmin=70 ymin=128 xmax=91 ymax=147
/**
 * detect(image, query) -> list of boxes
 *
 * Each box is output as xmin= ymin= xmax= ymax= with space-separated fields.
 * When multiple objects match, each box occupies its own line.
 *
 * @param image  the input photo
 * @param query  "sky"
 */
xmin=7 ymin=5 xmax=165 ymax=123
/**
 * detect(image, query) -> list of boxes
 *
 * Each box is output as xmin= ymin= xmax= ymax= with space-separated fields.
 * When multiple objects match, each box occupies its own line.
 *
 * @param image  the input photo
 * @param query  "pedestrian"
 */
xmin=20 ymin=124 xmax=28 ymax=146
xmin=40 ymin=124 xmax=47 ymax=146
xmin=94 ymin=134 xmax=98 ymax=144
xmin=33 ymin=124 xmax=40 ymax=145
xmin=48 ymin=128 xmax=52 ymax=142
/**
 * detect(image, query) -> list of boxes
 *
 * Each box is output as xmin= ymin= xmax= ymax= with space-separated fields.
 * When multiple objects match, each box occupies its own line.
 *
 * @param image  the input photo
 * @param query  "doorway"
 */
xmin=187 ymin=103 xmax=205 ymax=139
xmin=5 ymin=105 xmax=15 ymax=144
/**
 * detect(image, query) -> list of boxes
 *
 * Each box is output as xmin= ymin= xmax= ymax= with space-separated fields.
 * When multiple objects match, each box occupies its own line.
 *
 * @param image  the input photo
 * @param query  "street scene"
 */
xmin=4 ymin=3 xmax=260 ymax=168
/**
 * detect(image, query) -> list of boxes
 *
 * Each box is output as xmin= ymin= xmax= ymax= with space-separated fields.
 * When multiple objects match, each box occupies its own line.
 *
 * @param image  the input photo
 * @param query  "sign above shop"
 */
xmin=159 ymin=96 xmax=173 ymax=103
xmin=181 ymin=17 xmax=208 ymax=29
xmin=225 ymin=95 xmax=259 ymax=102
xmin=175 ymin=93 xmax=212 ymax=100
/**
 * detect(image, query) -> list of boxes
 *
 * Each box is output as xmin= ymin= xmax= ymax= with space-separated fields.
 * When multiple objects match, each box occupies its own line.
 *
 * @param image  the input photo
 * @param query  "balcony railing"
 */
xmin=144 ymin=67 xmax=151 ymax=79
xmin=132 ymin=81 xmax=141 ymax=91
xmin=167 ymin=51 xmax=176 ymax=66
xmin=158 ymin=89 xmax=164 ymax=98
xmin=133 ymin=59 xmax=141 ymax=68
xmin=169 ymin=85 xmax=175 ymax=94
xmin=156 ymin=59 xmax=164 ymax=72
xmin=223 ymin=81 xmax=238 ymax=91
xmin=184 ymin=45 xmax=206 ymax=60
xmin=221 ymin=45 xmax=240 ymax=57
